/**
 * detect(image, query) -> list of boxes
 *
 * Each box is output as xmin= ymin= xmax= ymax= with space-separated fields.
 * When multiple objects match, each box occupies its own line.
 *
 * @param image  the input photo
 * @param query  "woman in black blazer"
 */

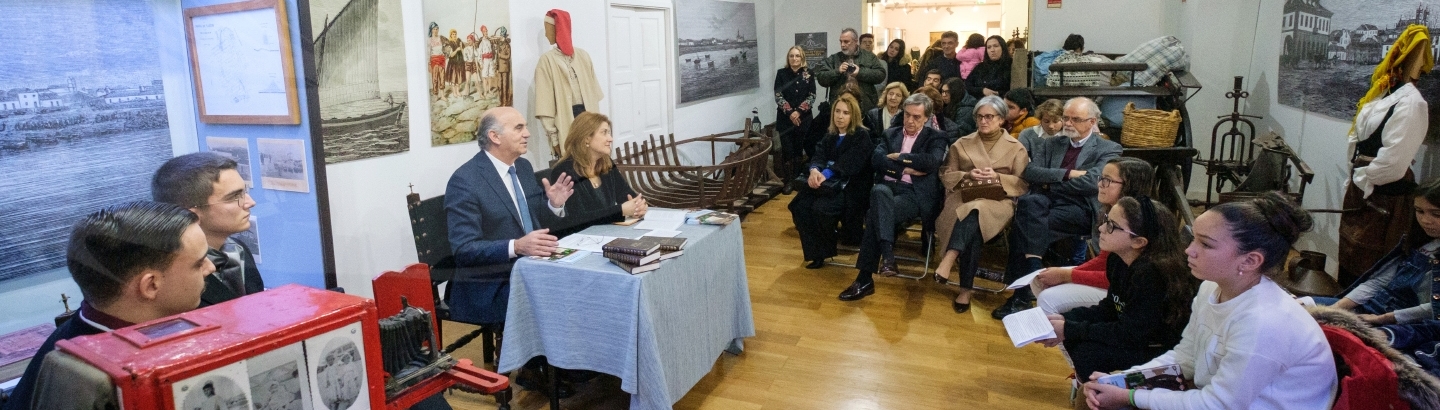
xmin=790 ymin=94 xmax=873 ymax=268
xmin=550 ymin=112 xmax=647 ymax=237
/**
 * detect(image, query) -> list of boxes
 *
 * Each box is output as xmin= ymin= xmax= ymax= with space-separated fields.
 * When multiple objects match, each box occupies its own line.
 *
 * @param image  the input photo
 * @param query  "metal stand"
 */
xmin=1198 ymin=76 xmax=1261 ymax=207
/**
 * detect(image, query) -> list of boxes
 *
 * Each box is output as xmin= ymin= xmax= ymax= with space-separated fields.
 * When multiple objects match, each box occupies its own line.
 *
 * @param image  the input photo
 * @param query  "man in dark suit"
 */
xmin=992 ymin=97 xmax=1122 ymax=319
xmin=838 ymin=93 xmax=949 ymax=301
xmin=5 ymin=202 xmax=214 ymax=410
xmin=151 ymin=152 xmax=264 ymax=307
xmin=445 ymin=106 xmax=575 ymax=396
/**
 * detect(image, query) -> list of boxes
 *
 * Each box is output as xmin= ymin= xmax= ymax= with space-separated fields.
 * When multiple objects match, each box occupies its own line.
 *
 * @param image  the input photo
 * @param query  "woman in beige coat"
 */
xmin=932 ymin=95 xmax=1029 ymax=313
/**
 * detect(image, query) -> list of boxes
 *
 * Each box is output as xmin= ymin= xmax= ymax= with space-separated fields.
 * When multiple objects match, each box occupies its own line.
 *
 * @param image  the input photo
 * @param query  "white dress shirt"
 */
xmin=484 ymin=151 xmax=564 ymax=258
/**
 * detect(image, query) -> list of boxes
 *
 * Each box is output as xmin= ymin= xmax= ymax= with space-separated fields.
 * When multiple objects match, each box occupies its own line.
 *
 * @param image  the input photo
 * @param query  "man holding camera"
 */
xmin=814 ymin=27 xmax=885 ymax=114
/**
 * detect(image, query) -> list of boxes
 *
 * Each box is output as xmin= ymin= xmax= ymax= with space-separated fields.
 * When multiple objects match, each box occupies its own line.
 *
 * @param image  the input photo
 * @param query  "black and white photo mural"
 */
xmin=676 ymin=0 xmax=759 ymax=103
xmin=0 ymin=0 xmax=174 ymax=282
xmin=307 ymin=0 xmax=411 ymax=163
xmin=1277 ymin=0 xmax=1440 ymax=136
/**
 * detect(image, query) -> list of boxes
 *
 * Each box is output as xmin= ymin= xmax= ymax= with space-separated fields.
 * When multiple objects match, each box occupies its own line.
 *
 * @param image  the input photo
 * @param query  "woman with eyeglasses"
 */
xmin=932 ymin=95 xmax=1029 ymax=313
xmin=1036 ymin=196 xmax=1199 ymax=385
xmin=1032 ymin=157 xmax=1155 ymax=315
xmin=1082 ymin=192 xmax=1337 ymax=409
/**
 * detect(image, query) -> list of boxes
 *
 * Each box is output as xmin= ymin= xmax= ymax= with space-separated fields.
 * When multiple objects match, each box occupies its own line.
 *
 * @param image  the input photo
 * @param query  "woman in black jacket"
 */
xmin=776 ymin=45 xmax=817 ymax=180
xmin=550 ymin=112 xmax=647 ymax=237
xmin=878 ymin=39 xmax=913 ymax=91
xmin=790 ymin=94 xmax=872 ymax=268
xmin=1040 ymin=196 xmax=1200 ymax=382
xmin=965 ymin=35 xmax=1011 ymax=100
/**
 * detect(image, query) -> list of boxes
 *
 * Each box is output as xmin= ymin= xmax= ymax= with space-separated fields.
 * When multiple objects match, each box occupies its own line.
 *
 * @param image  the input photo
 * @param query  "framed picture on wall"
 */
xmin=184 ymin=0 xmax=301 ymax=124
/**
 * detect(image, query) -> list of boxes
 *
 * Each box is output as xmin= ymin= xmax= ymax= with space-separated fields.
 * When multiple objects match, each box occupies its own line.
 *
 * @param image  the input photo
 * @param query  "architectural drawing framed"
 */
xmin=185 ymin=0 xmax=302 ymax=124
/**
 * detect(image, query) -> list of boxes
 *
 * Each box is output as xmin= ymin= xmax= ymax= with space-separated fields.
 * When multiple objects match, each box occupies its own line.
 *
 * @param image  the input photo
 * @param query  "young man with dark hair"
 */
xmin=151 ymin=152 xmax=263 ymax=306
xmin=3 ymin=201 xmax=214 ymax=410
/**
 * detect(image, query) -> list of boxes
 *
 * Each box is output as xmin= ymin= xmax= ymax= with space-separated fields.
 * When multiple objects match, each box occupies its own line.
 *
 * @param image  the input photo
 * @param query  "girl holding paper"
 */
xmin=1039 ymin=196 xmax=1197 ymax=383
xmin=1082 ymin=192 xmax=1337 ymax=410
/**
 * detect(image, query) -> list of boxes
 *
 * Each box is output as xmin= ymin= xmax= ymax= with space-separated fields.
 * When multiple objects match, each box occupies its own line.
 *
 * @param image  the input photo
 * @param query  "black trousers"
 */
xmin=789 ymin=189 xmax=845 ymax=261
xmin=839 ymin=179 xmax=872 ymax=245
xmin=1007 ymin=190 xmax=1095 ymax=282
xmin=856 ymin=182 xmax=924 ymax=272
xmin=945 ymin=211 xmax=984 ymax=289
xmin=1064 ymin=338 xmax=1169 ymax=383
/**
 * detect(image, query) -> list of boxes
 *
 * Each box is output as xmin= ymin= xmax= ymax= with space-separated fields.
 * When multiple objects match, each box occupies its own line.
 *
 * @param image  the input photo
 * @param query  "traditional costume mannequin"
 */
xmin=535 ymin=9 xmax=604 ymax=159
xmin=1339 ymin=24 xmax=1433 ymax=286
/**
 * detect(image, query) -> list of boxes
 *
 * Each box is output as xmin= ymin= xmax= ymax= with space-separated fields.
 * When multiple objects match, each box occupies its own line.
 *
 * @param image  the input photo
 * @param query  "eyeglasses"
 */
xmin=195 ymin=188 xmax=251 ymax=208
xmin=1098 ymin=176 xmax=1124 ymax=188
xmin=1063 ymin=116 xmax=1095 ymax=124
xmin=1100 ymin=215 xmax=1140 ymax=238
xmin=974 ymin=113 xmax=1001 ymax=122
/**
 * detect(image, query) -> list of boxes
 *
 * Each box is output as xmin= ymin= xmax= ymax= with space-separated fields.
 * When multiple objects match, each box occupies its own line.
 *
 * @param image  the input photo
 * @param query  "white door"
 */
xmin=608 ymin=6 xmax=672 ymax=148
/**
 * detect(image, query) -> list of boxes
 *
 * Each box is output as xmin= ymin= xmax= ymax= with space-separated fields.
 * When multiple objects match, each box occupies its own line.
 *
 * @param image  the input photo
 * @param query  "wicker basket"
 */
xmin=1119 ymin=102 xmax=1181 ymax=148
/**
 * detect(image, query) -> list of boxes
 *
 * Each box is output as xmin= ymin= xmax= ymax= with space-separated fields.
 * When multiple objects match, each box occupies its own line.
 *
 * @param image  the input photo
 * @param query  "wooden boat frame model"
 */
xmin=614 ymin=118 xmax=772 ymax=212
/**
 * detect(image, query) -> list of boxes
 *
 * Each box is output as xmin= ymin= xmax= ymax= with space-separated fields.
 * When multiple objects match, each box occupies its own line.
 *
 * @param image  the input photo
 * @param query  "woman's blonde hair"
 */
xmin=829 ymin=94 xmax=863 ymax=135
xmin=784 ymin=45 xmax=806 ymax=69
xmin=560 ymin=112 xmax=614 ymax=179
xmin=877 ymin=82 xmax=910 ymax=107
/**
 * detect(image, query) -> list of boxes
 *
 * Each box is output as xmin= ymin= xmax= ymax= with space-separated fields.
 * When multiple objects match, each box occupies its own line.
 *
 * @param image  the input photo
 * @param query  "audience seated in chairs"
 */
xmin=994 ymin=97 xmax=1122 ymax=320
xmin=865 ymin=82 xmax=909 ymax=139
xmin=1082 ymin=192 xmax=1338 ymax=409
xmin=837 ymin=92 xmax=948 ymax=302
xmin=1038 ymin=196 xmax=1199 ymax=383
xmin=548 ymin=112 xmax=648 ymax=238
xmin=1319 ymin=176 xmax=1440 ymax=326
xmin=791 ymin=94 xmax=873 ymax=269
xmin=1032 ymin=157 xmax=1155 ymax=316
xmin=930 ymin=95 xmax=1030 ymax=313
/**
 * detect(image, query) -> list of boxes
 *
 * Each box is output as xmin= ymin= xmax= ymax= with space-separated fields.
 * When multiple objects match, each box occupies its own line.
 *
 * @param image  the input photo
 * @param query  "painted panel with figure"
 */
xmin=308 ymin=0 xmax=411 ymax=163
xmin=1277 ymin=0 xmax=1440 ymax=137
xmin=0 ymin=0 xmax=174 ymax=283
xmin=424 ymin=0 xmax=512 ymax=146
xmin=677 ymin=0 xmax=759 ymax=103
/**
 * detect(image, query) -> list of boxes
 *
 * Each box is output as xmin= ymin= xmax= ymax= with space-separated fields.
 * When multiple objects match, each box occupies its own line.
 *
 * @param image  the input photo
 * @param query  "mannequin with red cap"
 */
xmin=535 ymin=8 xmax=604 ymax=160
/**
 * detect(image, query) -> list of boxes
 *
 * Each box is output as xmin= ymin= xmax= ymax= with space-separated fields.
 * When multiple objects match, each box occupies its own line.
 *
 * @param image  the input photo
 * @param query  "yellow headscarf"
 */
xmin=1352 ymin=24 xmax=1433 ymax=134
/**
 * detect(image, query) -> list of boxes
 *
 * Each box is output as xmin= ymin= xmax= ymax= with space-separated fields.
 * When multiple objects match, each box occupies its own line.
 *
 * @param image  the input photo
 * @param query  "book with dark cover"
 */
xmin=604 ymin=250 xmax=661 ymax=265
xmin=602 ymin=238 xmax=659 ymax=256
xmin=640 ymin=236 xmax=688 ymax=252
xmin=611 ymin=258 xmax=662 ymax=274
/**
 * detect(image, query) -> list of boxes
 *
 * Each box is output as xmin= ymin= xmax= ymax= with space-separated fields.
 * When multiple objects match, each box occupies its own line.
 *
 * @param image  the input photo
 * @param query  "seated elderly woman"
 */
xmin=790 ymin=94 xmax=874 ymax=268
xmin=930 ymin=95 xmax=1030 ymax=313
xmin=549 ymin=112 xmax=647 ymax=237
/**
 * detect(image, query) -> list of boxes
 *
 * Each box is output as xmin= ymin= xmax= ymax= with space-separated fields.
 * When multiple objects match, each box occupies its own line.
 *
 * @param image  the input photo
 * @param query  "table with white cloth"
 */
xmin=497 ymin=221 xmax=755 ymax=410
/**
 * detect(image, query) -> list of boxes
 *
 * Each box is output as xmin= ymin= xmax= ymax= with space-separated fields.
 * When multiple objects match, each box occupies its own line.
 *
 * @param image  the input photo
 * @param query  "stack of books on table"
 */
xmin=602 ymin=236 xmax=688 ymax=274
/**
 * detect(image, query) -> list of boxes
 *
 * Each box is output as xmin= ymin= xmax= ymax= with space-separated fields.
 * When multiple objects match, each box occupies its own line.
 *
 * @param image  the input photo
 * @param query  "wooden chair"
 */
xmin=405 ymin=191 xmax=500 ymax=365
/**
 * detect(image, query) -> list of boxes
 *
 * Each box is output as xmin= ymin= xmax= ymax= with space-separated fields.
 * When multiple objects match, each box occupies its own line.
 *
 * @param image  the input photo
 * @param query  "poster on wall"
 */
xmin=247 ymin=342 xmax=312 ymax=410
xmin=677 ymin=0 xmax=759 ymax=103
xmin=0 ymin=0 xmax=174 ymax=283
xmin=233 ymin=216 xmax=262 ymax=264
xmin=1277 ymin=0 xmax=1440 ymax=137
xmin=184 ymin=0 xmax=302 ymax=124
xmin=307 ymin=0 xmax=411 ymax=164
xmin=304 ymin=322 xmax=368 ymax=410
xmin=794 ymin=32 xmax=828 ymax=70
xmin=171 ymin=361 xmax=253 ymax=410
xmin=258 ymin=138 xmax=312 ymax=193
xmin=422 ymin=0 xmax=512 ymax=147
xmin=207 ymin=137 xmax=253 ymax=187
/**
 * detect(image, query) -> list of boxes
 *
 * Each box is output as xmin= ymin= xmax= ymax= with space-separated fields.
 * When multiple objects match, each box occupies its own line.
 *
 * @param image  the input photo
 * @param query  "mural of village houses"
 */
xmin=1278 ymin=0 xmax=1440 ymax=134
xmin=423 ymin=0 xmax=512 ymax=147
xmin=0 ymin=0 xmax=174 ymax=282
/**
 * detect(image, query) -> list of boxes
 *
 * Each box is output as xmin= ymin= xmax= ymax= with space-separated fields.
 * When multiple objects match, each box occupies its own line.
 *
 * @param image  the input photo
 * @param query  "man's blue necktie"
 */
xmin=508 ymin=166 xmax=534 ymax=232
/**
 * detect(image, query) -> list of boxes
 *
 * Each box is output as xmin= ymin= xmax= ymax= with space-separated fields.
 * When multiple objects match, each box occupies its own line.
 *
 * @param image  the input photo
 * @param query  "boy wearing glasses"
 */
xmin=994 ymin=97 xmax=1121 ymax=320
xmin=152 ymin=152 xmax=264 ymax=307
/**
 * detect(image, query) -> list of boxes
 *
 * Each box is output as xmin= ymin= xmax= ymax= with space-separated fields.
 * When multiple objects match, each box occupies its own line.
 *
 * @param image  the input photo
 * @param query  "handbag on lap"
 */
xmin=958 ymin=178 xmax=1005 ymax=202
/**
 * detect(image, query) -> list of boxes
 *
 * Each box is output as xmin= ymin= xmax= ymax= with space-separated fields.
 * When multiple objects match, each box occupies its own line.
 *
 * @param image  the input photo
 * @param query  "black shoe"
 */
xmin=952 ymin=300 xmax=971 ymax=314
xmin=990 ymin=294 xmax=1034 ymax=320
xmin=805 ymin=259 xmax=827 ymax=269
xmin=514 ymin=366 xmax=576 ymax=399
xmin=878 ymin=254 xmax=899 ymax=277
xmin=838 ymin=281 xmax=875 ymax=301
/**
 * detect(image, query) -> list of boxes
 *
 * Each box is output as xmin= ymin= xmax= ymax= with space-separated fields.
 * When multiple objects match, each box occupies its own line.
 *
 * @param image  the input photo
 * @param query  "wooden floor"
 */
xmin=443 ymin=193 xmax=1077 ymax=410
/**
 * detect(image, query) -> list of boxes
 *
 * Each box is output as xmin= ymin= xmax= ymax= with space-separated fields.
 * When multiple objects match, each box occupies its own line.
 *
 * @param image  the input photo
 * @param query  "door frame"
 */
xmin=605 ymin=1 xmax=676 ymax=143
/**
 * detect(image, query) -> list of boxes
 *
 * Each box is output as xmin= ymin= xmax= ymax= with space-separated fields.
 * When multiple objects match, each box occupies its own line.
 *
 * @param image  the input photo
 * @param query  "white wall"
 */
xmin=1029 ymin=0 xmax=1177 ymax=53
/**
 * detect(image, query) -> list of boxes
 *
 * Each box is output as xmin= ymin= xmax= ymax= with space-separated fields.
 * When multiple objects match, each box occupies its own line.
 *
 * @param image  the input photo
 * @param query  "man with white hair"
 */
xmin=993 ymin=97 xmax=1121 ymax=319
